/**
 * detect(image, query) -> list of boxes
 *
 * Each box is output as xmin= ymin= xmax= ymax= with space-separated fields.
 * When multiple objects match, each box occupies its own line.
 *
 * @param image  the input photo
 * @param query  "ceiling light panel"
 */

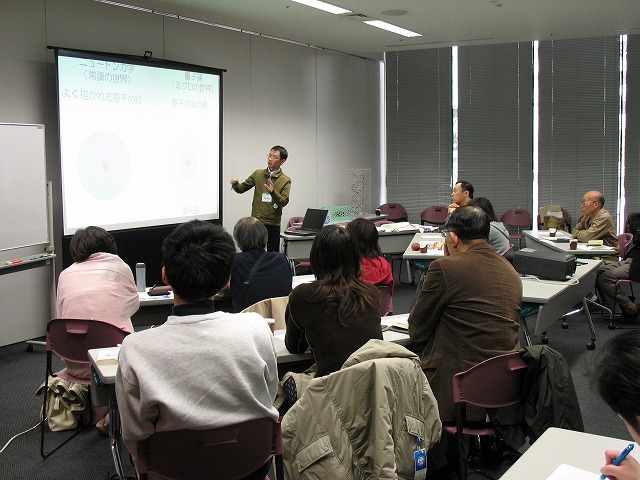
xmin=363 ymin=20 xmax=422 ymax=37
xmin=291 ymin=0 xmax=351 ymax=15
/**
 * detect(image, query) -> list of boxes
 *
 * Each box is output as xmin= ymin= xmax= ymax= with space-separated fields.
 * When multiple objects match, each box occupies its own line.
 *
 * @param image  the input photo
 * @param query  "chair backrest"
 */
xmin=137 ymin=417 xmax=282 ymax=480
xmin=288 ymin=216 xmax=304 ymax=228
xmin=378 ymin=203 xmax=408 ymax=222
xmin=241 ymin=296 xmax=289 ymax=330
xmin=626 ymin=212 xmax=640 ymax=234
xmin=420 ymin=206 xmax=448 ymax=226
xmin=618 ymin=233 xmax=634 ymax=258
xmin=377 ymin=285 xmax=393 ymax=317
xmin=537 ymin=206 xmax=571 ymax=230
xmin=452 ymin=352 xmax=527 ymax=408
xmin=46 ymin=318 xmax=129 ymax=365
xmin=501 ymin=209 xmax=533 ymax=228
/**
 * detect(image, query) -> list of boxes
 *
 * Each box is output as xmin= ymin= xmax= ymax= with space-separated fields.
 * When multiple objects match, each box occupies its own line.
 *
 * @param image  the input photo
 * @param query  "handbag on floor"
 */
xmin=36 ymin=376 xmax=89 ymax=431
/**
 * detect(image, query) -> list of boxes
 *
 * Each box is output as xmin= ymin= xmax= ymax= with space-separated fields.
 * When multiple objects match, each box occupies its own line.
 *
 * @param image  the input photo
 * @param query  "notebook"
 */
xmin=287 ymin=208 xmax=328 ymax=236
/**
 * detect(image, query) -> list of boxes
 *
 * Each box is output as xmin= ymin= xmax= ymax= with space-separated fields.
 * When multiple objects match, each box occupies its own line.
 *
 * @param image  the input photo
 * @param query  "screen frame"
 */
xmin=52 ymin=46 xmax=225 ymax=236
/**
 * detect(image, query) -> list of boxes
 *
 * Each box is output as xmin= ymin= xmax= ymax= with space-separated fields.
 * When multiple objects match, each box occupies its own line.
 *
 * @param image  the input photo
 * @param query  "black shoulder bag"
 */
xmin=239 ymin=250 xmax=268 ymax=310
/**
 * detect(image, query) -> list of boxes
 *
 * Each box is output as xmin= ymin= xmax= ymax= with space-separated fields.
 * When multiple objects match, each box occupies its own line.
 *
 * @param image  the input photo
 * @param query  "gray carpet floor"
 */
xmin=0 ymin=267 xmax=634 ymax=479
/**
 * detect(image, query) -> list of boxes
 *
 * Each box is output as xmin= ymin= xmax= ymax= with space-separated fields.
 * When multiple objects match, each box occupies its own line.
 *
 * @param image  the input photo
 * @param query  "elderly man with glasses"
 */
xmin=407 ymin=206 xmax=522 ymax=478
xmin=573 ymin=190 xmax=618 ymax=255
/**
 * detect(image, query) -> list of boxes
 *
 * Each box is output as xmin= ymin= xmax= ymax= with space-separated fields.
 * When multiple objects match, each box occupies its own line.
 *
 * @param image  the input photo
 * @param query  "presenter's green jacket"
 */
xmin=232 ymin=168 xmax=291 ymax=226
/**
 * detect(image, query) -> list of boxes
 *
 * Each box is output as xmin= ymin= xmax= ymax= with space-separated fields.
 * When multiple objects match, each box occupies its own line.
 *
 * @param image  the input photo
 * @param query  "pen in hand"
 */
xmin=601 ymin=443 xmax=634 ymax=479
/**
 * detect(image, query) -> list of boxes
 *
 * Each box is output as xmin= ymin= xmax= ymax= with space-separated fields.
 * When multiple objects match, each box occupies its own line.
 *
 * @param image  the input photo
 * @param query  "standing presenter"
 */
xmin=230 ymin=146 xmax=291 ymax=252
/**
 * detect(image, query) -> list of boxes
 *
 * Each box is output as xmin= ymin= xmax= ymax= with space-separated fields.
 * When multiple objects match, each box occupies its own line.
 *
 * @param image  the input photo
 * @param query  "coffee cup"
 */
xmin=549 ymin=228 xmax=557 ymax=237
xmin=569 ymin=239 xmax=577 ymax=250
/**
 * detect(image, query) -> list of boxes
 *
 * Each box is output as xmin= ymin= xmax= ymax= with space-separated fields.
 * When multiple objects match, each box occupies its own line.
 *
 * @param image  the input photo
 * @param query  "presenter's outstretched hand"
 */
xmin=601 ymin=449 xmax=640 ymax=480
xmin=264 ymin=178 xmax=274 ymax=192
xmin=230 ymin=178 xmax=238 ymax=185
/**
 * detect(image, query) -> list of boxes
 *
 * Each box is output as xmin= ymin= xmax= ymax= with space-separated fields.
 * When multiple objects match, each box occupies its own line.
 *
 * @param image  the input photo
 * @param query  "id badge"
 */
xmin=413 ymin=448 xmax=427 ymax=480
xmin=262 ymin=192 xmax=271 ymax=202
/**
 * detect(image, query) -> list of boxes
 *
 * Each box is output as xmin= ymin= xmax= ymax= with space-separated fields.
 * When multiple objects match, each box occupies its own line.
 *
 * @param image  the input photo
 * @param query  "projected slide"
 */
xmin=56 ymin=49 xmax=222 ymax=235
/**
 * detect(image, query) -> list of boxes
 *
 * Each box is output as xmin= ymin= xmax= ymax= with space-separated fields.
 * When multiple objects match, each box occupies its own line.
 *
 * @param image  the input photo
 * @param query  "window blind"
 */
xmin=385 ymin=49 xmax=452 ymax=223
xmin=457 ymin=43 xmax=533 ymax=221
xmin=538 ymin=37 xmax=620 ymax=228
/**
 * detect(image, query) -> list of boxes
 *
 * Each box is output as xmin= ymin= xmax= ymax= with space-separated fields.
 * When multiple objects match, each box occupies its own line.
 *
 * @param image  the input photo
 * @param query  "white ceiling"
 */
xmin=106 ymin=0 xmax=640 ymax=59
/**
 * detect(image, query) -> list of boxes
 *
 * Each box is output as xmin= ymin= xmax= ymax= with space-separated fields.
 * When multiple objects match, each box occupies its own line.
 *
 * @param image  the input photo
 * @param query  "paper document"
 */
xmin=545 ymin=464 xmax=599 ymax=480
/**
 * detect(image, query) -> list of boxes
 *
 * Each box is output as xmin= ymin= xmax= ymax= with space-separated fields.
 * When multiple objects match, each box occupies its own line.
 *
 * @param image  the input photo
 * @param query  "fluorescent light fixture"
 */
xmin=291 ymin=0 xmax=351 ymax=15
xmin=363 ymin=20 xmax=422 ymax=37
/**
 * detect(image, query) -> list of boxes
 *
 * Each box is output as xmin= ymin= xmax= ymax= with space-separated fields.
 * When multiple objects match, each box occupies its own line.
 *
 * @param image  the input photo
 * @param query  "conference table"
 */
xmin=399 ymin=235 xmax=602 ymax=347
xmin=281 ymin=226 xmax=420 ymax=273
xmin=401 ymin=232 xmax=446 ymax=283
xmin=523 ymin=229 xmax=617 ymax=257
xmin=132 ymin=289 xmax=174 ymax=327
xmin=500 ymin=427 xmax=634 ymax=479
xmin=89 ymin=319 xmax=413 ymax=477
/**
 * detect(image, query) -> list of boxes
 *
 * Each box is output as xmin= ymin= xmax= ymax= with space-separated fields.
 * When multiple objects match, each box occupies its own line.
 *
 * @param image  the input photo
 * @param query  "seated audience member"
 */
xmin=448 ymin=180 xmax=474 ymax=214
xmin=573 ymin=190 xmax=618 ymax=260
xmin=594 ymin=331 xmax=640 ymax=480
xmin=116 ymin=220 xmax=279 ymax=474
xmin=346 ymin=217 xmax=394 ymax=291
xmin=596 ymin=213 xmax=640 ymax=322
xmin=408 ymin=206 xmax=521 ymax=476
xmin=231 ymin=216 xmax=292 ymax=312
xmin=56 ymin=226 xmax=139 ymax=379
xmin=468 ymin=197 xmax=511 ymax=255
xmin=285 ymin=225 xmax=383 ymax=377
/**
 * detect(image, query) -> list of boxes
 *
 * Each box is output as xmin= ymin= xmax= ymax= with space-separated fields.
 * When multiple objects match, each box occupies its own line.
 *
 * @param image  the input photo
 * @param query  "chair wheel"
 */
xmin=587 ymin=342 xmax=596 ymax=350
xmin=541 ymin=336 xmax=549 ymax=344
xmin=608 ymin=322 xmax=617 ymax=330
xmin=26 ymin=344 xmax=33 ymax=352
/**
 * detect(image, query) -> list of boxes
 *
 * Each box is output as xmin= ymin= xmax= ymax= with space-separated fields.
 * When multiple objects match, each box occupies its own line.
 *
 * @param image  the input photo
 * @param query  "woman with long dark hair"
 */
xmin=346 ymin=217 xmax=394 ymax=291
xmin=284 ymin=225 xmax=383 ymax=376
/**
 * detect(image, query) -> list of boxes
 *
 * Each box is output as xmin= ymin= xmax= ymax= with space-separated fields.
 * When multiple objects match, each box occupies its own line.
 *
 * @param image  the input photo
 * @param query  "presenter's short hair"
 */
xmin=444 ymin=206 xmax=489 ymax=243
xmin=594 ymin=331 xmax=640 ymax=433
xmin=70 ymin=226 xmax=117 ymax=262
xmin=233 ymin=217 xmax=268 ymax=251
xmin=271 ymin=145 xmax=288 ymax=161
xmin=162 ymin=220 xmax=235 ymax=303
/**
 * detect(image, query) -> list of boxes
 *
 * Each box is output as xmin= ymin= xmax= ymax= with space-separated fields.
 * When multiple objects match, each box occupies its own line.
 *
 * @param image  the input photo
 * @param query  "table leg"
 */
xmin=108 ymin=386 xmax=125 ymax=478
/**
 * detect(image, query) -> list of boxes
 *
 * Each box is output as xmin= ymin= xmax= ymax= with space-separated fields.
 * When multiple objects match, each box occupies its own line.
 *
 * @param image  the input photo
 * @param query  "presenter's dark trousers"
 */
xmin=265 ymin=224 xmax=281 ymax=252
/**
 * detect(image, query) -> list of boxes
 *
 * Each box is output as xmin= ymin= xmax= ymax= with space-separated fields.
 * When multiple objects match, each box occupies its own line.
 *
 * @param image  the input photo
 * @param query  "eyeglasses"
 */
xmin=267 ymin=153 xmax=280 ymax=160
xmin=441 ymin=229 xmax=451 ymax=238
xmin=580 ymin=200 xmax=597 ymax=205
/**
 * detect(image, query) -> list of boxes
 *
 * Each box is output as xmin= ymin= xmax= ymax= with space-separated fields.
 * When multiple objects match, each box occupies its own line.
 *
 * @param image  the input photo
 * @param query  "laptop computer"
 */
xmin=286 ymin=208 xmax=328 ymax=236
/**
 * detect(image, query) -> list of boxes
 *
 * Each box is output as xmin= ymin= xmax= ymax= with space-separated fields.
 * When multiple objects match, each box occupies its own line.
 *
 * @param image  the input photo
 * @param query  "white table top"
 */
xmin=138 ymin=288 xmax=174 ymax=306
xmin=401 ymin=232 xmax=446 ymax=260
xmin=520 ymin=258 xmax=600 ymax=304
xmin=501 ymin=427 xmax=634 ymax=479
xmin=90 ymin=314 xmax=414 ymax=383
xmin=89 ymin=347 xmax=119 ymax=384
xmin=524 ymin=230 xmax=617 ymax=256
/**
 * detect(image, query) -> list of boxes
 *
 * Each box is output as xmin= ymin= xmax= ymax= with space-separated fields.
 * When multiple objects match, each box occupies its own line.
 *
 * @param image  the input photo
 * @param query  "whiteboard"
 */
xmin=0 ymin=123 xmax=48 ymax=251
